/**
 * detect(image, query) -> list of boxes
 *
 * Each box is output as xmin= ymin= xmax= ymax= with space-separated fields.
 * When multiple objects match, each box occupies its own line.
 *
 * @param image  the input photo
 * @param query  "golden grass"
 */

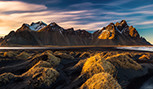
xmin=0 ymin=50 xmax=61 ymax=87
xmin=3 ymin=51 xmax=18 ymax=57
xmin=80 ymin=72 xmax=121 ymax=89
xmin=32 ymin=61 xmax=52 ymax=68
xmin=16 ymin=51 xmax=31 ymax=60
xmin=139 ymin=54 xmax=150 ymax=60
xmin=44 ymin=51 xmax=61 ymax=67
xmin=106 ymin=53 xmax=142 ymax=70
xmin=23 ymin=66 xmax=59 ymax=87
xmin=127 ymin=52 xmax=143 ymax=58
xmin=44 ymin=50 xmax=53 ymax=54
xmin=22 ymin=59 xmax=59 ymax=87
xmin=81 ymin=53 xmax=116 ymax=78
xmin=101 ymin=52 xmax=119 ymax=58
xmin=79 ymin=52 xmax=93 ymax=58
xmin=72 ymin=59 xmax=87 ymax=69
xmin=32 ymin=51 xmax=60 ymax=67
xmin=0 ymin=73 xmax=16 ymax=85
xmin=18 ymin=50 xmax=61 ymax=87
xmin=54 ymin=51 xmax=74 ymax=59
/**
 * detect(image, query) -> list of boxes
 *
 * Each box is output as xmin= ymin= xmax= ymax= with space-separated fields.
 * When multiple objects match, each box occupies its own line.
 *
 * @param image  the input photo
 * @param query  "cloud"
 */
xmin=44 ymin=0 xmax=61 ymax=4
xmin=0 ymin=1 xmax=113 ymax=35
xmin=132 ymin=4 xmax=153 ymax=10
xmin=58 ymin=21 xmax=109 ymax=30
xmin=70 ymin=2 xmax=99 ymax=8
xmin=104 ymin=0 xmax=133 ymax=6
xmin=0 ymin=5 xmax=101 ymax=34
xmin=0 ymin=1 xmax=47 ymax=12
xmin=135 ymin=21 xmax=153 ymax=25
xmin=70 ymin=0 xmax=132 ymax=9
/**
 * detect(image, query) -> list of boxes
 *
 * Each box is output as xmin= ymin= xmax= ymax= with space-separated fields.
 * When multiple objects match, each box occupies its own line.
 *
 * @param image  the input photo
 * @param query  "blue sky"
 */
xmin=0 ymin=0 xmax=153 ymax=43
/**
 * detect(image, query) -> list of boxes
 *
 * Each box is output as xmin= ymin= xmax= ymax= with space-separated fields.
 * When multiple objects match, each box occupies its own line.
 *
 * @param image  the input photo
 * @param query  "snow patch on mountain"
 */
xmin=30 ymin=21 xmax=47 ymax=31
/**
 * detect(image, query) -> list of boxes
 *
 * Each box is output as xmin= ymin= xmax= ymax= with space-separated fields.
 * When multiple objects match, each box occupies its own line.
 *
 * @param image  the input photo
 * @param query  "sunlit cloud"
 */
xmin=58 ymin=21 xmax=109 ymax=30
xmin=0 ymin=1 xmax=96 ymax=35
xmin=0 ymin=1 xmax=47 ymax=12
xmin=0 ymin=2 xmax=104 ymax=35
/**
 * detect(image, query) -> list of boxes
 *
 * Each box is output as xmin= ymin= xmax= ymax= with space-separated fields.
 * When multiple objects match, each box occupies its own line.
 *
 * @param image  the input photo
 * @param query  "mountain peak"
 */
xmin=115 ymin=20 xmax=128 ymax=31
xmin=38 ymin=22 xmax=64 ymax=32
xmin=49 ymin=22 xmax=64 ymax=31
xmin=30 ymin=21 xmax=47 ymax=31
xmin=16 ymin=23 xmax=31 ymax=32
xmin=98 ymin=23 xmax=115 ymax=39
xmin=49 ymin=22 xmax=58 ymax=26
xmin=31 ymin=21 xmax=47 ymax=26
xmin=98 ymin=20 xmax=139 ymax=40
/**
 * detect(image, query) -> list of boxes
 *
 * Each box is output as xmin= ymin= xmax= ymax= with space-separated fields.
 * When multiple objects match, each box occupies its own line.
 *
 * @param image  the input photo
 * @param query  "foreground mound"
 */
xmin=33 ymin=51 xmax=61 ymax=67
xmin=0 ymin=50 xmax=152 ymax=89
xmin=4 ymin=51 xmax=18 ymax=57
xmin=81 ymin=53 xmax=116 ymax=78
xmin=54 ymin=51 xmax=74 ymax=59
xmin=23 ymin=66 xmax=59 ymax=87
xmin=0 ymin=73 xmax=16 ymax=86
xmin=80 ymin=72 xmax=121 ymax=89
xmin=16 ymin=51 xmax=31 ymax=60
xmin=106 ymin=54 xmax=142 ymax=70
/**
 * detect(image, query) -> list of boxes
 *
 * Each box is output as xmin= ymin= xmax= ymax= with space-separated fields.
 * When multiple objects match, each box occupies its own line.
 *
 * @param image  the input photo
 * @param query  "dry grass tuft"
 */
xmin=106 ymin=54 xmax=142 ymax=70
xmin=32 ymin=61 xmax=52 ymax=68
xmin=72 ymin=59 xmax=87 ymax=70
xmin=80 ymin=72 xmax=121 ymax=89
xmin=22 ymin=60 xmax=59 ymax=87
xmin=127 ymin=52 xmax=143 ymax=58
xmin=81 ymin=53 xmax=116 ymax=78
xmin=16 ymin=51 xmax=31 ymax=60
xmin=54 ymin=51 xmax=74 ymax=59
xmin=139 ymin=54 xmax=150 ymax=60
xmin=4 ymin=51 xmax=18 ymax=57
xmin=0 ymin=73 xmax=16 ymax=85
xmin=32 ymin=51 xmax=60 ymax=67
xmin=44 ymin=50 xmax=53 ymax=54
xmin=44 ymin=51 xmax=61 ymax=67
xmin=79 ymin=52 xmax=92 ymax=59
xmin=24 ymin=66 xmax=59 ymax=87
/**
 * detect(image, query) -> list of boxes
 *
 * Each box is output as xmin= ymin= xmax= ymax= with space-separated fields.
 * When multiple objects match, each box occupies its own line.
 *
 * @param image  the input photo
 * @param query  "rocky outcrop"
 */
xmin=93 ymin=20 xmax=151 ymax=45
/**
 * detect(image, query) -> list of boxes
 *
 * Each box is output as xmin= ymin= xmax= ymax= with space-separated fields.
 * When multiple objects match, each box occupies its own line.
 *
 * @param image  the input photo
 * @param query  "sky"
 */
xmin=0 ymin=0 xmax=153 ymax=43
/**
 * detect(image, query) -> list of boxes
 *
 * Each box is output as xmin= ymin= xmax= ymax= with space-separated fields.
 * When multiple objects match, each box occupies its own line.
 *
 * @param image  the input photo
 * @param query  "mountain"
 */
xmin=16 ymin=21 xmax=47 ymax=32
xmin=30 ymin=21 xmax=47 ymax=31
xmin=92 ymin=20 xmax=151 ymax=45
xmin=0 ymin=20 xmax=151 ymax=46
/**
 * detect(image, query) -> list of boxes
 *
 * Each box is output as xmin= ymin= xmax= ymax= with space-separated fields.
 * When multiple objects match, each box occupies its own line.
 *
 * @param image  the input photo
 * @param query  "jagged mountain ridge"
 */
xmin=0 ymin=20 xmax=151 ymax=46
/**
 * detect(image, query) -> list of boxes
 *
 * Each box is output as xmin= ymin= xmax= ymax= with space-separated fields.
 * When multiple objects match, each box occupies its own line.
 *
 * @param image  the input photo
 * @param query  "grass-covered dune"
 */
xmin=0 ymin=50 xmax=152 ymax=89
